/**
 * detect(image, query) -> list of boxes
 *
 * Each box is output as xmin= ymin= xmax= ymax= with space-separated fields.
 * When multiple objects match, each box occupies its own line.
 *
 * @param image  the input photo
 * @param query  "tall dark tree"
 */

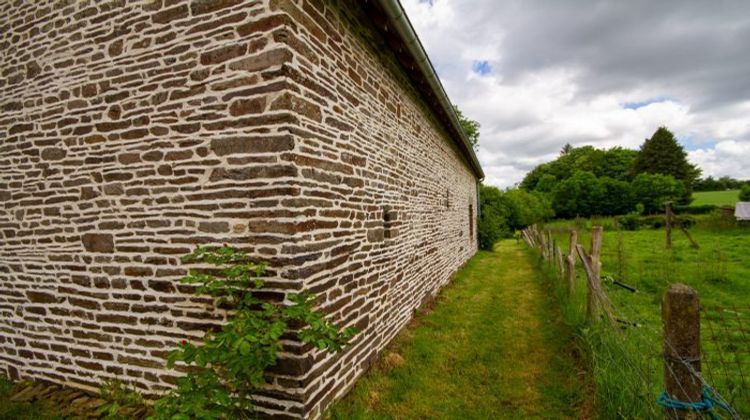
xmin=560 ymin=143 xmax=573 ymax=156
xmin=453 ymin=105 xmax=480 ymax=151
xmin=631 ymin=127 xmax=701 ymax=203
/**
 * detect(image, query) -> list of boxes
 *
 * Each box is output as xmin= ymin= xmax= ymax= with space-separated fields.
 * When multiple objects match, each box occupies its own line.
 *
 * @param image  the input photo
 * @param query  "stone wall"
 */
xmin=0 ymin=0 xmax=479 ymax=418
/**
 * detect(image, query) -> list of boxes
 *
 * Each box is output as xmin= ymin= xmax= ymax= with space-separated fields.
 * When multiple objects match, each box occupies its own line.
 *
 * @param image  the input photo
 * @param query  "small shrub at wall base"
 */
xmin=150 ymin=246 xmax=357 ymax=419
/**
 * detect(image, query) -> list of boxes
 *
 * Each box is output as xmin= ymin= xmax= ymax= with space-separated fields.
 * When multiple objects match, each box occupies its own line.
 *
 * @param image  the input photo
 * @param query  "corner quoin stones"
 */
xmin=0 ymin=0 xmax=482 ymax=418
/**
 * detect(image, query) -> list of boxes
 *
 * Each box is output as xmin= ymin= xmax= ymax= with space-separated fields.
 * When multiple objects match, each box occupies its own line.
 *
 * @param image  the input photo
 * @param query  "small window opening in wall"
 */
xmin=383 ymin=205 xmax=397 ymax=239
xmin=469 ymin=204 xmax=474 ymax=239
xmin=445 ymin=189 xmax=451 ymax=209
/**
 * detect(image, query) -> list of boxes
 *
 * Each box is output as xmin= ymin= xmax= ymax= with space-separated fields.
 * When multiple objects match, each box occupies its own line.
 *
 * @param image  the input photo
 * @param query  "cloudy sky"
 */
xmin=402 ymin=0 xmax=750 ymax=188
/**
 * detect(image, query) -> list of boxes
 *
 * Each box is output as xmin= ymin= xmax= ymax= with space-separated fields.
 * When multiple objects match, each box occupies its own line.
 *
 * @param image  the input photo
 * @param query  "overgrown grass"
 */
xmin=540 ymin=216 xmax=750 ymax=417
xmin=0 ymin=376 xmax=65 ymax=419
xmin=692 ymin=190 xmax=740 ymax=206
xmin=328 ymin=241 xmax=589 ymax=418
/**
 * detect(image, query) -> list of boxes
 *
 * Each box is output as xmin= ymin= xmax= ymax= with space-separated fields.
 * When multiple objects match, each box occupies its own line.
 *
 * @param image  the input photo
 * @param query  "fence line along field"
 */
xmin=527 ymin=213 xmax=749 ymax=418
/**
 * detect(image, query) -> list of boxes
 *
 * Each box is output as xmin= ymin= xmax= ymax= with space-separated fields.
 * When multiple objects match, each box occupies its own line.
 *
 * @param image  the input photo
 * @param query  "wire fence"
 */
xmin=522 ymin=224 xmax=746 ymax=419
xmin=703 ymin=305 xmax=750 ymax=411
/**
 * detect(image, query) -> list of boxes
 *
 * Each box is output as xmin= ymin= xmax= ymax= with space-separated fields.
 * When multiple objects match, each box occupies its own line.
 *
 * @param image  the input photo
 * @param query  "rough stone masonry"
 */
xmin=0 ymin=0 xmax=483 ymax=418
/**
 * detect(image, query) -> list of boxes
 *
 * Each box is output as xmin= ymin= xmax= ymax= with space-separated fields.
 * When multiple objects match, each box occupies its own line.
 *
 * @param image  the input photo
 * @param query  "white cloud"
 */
xmin=689 ymin=141 xmax=750 ymax=180
xmin=402 ymin=0 xmax=750 ymax=187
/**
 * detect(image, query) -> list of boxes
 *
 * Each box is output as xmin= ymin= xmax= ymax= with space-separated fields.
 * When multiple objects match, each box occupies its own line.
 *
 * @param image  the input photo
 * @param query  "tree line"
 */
xmin=519 ymin=127 xmax=710 ymax=218
xmin=455 ymin=102 xmax=749 ymax=251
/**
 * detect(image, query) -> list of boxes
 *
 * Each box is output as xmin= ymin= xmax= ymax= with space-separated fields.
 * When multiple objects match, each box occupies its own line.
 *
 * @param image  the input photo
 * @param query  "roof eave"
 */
xmin=369 ymin=0 xmax=485 ymax=180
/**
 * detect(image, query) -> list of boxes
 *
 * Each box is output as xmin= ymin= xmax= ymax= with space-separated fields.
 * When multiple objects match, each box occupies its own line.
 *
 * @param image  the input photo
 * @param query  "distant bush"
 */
xmin=504 ymin=188 xmax=554 ymax=230
xmin=678 ymin=216 xmax=696 ymax=229
xmin=740 ymin=184 xmax=750 ymax=201
xmin=674 ymin=204 xmax=717 ymax=215
xmin=617 ymin=213 xmax=640 ymax=231
xmin=477 ymin=185 xmax=509 ymax=251
xmin=631 ymin=173 xmax=685 ymax=214
xmin=639 ymin=215 xmax=666 ymax=229
xmin=478 ymin=185 xmax=553 ymax=251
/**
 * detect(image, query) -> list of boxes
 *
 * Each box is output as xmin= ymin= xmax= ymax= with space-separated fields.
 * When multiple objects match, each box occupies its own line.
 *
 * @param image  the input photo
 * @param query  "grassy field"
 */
xmin=328 ymin=241 xmax=590 ymax=419
xmin=692 ymin=190 xmax=740 ymax=206
xmin=540 ymin=216 xmax=750 ymax=417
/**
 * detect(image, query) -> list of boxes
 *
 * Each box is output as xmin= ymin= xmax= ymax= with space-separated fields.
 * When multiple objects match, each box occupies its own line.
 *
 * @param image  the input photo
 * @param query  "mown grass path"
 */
xmin=328 ymin=240 xmax=589 ymax=419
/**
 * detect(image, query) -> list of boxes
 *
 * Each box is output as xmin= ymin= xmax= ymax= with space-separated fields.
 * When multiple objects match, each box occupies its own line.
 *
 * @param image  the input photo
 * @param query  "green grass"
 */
xmin=327 ymin=240 xmax=590 ymax=419
xmin=0 ymin=377 xmax=65 ymax=419
xmin=691 ymin=190 xmax=739 ymax=206
xmin=541 ymin=217 xmax=750 ymax=417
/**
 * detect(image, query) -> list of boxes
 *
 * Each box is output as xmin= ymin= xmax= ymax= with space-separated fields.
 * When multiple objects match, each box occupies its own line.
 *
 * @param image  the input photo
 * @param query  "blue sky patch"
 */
xmin=623 ymin=96 xmax=674 ymax=110
xmin=472 ymin=60 xmax=492 ymax=76
xmin=679 ymin=135 xmax=717 ymax=152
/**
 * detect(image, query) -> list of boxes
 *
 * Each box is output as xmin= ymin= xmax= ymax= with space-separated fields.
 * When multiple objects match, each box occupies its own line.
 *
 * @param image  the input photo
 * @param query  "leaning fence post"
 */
xmin=566 ymin=230 xmax=577 ymax=295
xmin=548 ymin=231 xmax=554 ymax=262
xmin=666 ymin=201 xmax=674 ymax=249
xmin=590 ymin=226 xmax=602 ymax=280
xmin=662 ymin=284 xmax=701 ymax=419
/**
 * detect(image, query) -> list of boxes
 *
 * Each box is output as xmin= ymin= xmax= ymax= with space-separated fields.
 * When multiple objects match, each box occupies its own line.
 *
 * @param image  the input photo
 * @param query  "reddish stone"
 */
xmin=210 ymin=135 xmax=294 ymax=156
xmin=81 ymin=233 xmax=114 ymax=253
xmin=229 ymin=97 xmax=266 ymax=116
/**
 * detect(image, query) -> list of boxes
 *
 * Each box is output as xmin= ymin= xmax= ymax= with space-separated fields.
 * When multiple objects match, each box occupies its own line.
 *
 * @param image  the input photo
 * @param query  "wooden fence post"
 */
xmin=666 ymin=201 xmax=673 ymax=249
xmin=577 ymin=243 xmax=615 ymax=324
xmin=578 ymin=226 xmax=603 ymax=321
xmin=546 ymin=230 xmax=553 ymax=263
xmin=590 ymin=226 xmax=602 ymax=280
xmin=566 ymin=230 xmax=577 ymax=295
xmin=662 ymin=284 xmax=701 ymax=419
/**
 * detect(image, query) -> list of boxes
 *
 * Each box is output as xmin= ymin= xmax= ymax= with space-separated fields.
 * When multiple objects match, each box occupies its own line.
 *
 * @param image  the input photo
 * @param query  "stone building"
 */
xmin=0 ymin=0 xmax=483 ymax=418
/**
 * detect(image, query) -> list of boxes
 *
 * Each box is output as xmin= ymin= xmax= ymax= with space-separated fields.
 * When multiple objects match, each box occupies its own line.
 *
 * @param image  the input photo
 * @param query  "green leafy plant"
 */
xmin=151 ymin=246 xmax=358 ymax=419
xmin=98 ymin=379 xmax=149 ymax=419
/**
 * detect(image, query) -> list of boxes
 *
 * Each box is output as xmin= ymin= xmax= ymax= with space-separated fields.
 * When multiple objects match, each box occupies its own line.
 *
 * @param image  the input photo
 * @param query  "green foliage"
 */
xmin=694 ymin=176 xmax=746 ymax=192
xmin=503 ymin=188 xmax=554 ymax=230
xmin=674 ymin=204 xmax=717 ymax=215
xmin=631 ymin=173 xmax=685 ymax=214
xmin=519 ymin=128 xmax=712 ymax=216
xmin=151 ymin=246 xmax=357 ymax=419
xmin=521 ymin=146 xmax=638 ymax=192
xmin=740 ymin=184 xmax=750 ymax=201
xmin=551 ymin=171 xmax=603 ymax=219
xmin=477 ymin=185 xmax=553 ymax=250
xmin=631 ymin=127 xmax=700 ymax=204
xmin=598 ymin=177 xmax=635 ymax=216
xmin=0 ymin=377 xmax=64 ymax=420
xmin=453 ymin=105 xmax=480 ymax=151
xmin=477 ymin=185 xmax=509 ymax=250
xmin=617 ymin=212 xmax=640 ymax=231
xmin=98 ymin=380 xmax=148 ymax=419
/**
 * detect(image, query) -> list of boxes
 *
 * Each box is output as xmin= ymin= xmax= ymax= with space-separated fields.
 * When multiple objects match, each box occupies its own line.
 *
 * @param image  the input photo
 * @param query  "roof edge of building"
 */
xmin=371 ymin=0 xmax=485 ymax=180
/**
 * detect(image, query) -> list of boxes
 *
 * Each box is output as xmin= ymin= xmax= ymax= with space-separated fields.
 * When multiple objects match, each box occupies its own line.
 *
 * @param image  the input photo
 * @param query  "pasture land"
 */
xmin=329 ymin=241 xmax=589 ymax=419
xmin=542 ymin=216 xmax=750 ymax=417
xmin=692 ymin=189 xmax=740 ymax=206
